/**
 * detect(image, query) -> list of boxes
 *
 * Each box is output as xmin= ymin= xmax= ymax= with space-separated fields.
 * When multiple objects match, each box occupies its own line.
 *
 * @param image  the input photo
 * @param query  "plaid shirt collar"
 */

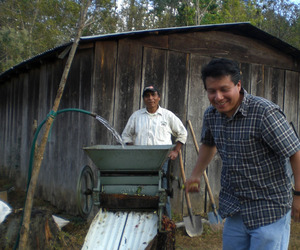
xmin=238 ymin=88 xmax=251 ymax=118
xmin=226 ymin=87 xmax=249 ymax=119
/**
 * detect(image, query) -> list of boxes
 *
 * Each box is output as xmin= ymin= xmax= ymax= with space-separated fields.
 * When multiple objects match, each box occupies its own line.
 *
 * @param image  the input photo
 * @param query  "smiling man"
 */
xmin=185 ymin=58 xmax=300 ymax=250
xmin=121 ymin=85 xmax=187 ymax=219
xmin=206 ymin=75 xmax=242 ymax=117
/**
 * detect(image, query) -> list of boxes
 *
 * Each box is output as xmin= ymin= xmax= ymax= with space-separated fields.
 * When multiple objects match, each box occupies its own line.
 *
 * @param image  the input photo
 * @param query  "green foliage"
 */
xmin=177 ymin=3 xmax=196 ymax=26
xmin=0 ymin=27 xmax=30 ymax=72
xmin=117 ymin=0 xmax=152 ymax=30
xmin=219 ymin=0 xmax=264 ymax=24
xmin=258 ymin=0 xmax=300 ymax=49
xmin=0 ymin=0 xmax=300 ymax=73
xmin=84 ymin=0 xmax=118 ymax=34
xmin=197 ymin=0 xmax=220 ymax=25
xmin=0 ymin=0 xmax=81 ymax=72
xmin=290 ymin=18 xmax=300 ymax=49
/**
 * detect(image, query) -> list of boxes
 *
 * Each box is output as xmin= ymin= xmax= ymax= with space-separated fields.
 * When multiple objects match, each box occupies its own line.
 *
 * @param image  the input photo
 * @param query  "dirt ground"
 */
xmin=1 ymin=178 xmax=300 ymax=250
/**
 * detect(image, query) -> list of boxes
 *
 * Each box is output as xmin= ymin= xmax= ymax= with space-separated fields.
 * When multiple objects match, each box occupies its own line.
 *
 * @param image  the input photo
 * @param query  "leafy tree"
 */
xmin=258 ymin=0 xmax=300 ymax=49
xmin=175 ymin=0 xmax=219 ymax=26
xmin=289 ymin=14 xmax=300 ymax=49
xmin=196 ymin=0 xmax=220 ymax=25
xmin=176 ymin=1 xmax=196 ymax=26
xmin=117 ymin=0 xmax=153 ymax=31
xmin=219 ymin=0 xmax=264 ymax=24
xmin=151 ymin=0 xmax=180 ymax=28
xmin=83 ymin=0 xmax=119 ymax=34
xmin=0 ymin=0 xmax=81 ymax=72
xmin=0 ymin=28 xmax=30 ymax=72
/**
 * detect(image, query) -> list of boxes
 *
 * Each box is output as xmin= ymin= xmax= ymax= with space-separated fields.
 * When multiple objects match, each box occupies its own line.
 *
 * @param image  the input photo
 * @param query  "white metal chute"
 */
xmin=82 ymin=210 xmax=158 ymax=250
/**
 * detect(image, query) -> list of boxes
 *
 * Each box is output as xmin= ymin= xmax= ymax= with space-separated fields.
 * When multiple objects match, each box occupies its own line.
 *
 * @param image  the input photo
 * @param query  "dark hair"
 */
xmin=201 ymin=58 xmax=241 ymax=89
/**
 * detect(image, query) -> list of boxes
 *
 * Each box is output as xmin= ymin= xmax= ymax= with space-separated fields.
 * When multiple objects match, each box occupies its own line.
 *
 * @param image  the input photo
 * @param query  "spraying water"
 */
xmin=95 ymin=115 xmax=125 ymax=147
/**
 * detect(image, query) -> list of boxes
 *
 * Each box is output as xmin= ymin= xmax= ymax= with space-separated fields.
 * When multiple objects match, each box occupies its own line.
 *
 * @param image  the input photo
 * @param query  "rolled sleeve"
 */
xmin=121 ymin=115 xmax=135 ymax=144
xmin=169 ymin=114 xmax=187 ymax=144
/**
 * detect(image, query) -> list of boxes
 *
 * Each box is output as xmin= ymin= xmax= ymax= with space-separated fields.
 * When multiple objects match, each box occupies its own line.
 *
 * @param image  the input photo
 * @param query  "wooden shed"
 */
xmin=1 ymin=22 xmax=299 ymax=216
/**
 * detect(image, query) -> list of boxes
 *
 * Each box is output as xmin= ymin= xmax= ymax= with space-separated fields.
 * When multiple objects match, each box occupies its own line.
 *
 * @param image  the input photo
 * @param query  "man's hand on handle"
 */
xmin=185 ymin=177 xmax=201 ymax=193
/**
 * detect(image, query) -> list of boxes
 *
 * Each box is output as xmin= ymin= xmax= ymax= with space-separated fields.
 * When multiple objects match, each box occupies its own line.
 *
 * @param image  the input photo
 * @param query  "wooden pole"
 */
xmin=18 ymin=1 xmax=92 ymax=248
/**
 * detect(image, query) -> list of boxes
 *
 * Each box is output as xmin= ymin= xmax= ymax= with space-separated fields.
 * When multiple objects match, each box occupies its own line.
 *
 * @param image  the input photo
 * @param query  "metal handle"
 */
xmin=179 ymin=150 xmax=195 ymax=225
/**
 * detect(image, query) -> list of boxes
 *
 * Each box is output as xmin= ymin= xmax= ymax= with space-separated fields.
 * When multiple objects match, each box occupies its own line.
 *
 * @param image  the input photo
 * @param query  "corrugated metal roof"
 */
xmin=1 ymin=22 xmax=300 ymax=82
xmin=82 ymin=209 xmax=158 ymax=250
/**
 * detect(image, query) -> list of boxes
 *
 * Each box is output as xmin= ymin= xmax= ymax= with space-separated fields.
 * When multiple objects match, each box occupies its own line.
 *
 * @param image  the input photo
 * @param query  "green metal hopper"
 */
xmin=83 ymin=145 xmax=173 ymax=172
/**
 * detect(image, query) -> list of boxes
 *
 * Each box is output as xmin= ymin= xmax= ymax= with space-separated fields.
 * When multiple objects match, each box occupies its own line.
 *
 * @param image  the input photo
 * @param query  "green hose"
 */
xmin=27 ymin=108 xmax=96 ymax=187
xmin=15 ymin=108 xmax=97 ymax=250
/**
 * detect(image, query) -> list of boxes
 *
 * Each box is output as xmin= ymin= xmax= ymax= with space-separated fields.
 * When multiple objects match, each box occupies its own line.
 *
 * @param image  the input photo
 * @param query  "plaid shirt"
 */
xmin=201 ymin=88 xmax=300 ymax=229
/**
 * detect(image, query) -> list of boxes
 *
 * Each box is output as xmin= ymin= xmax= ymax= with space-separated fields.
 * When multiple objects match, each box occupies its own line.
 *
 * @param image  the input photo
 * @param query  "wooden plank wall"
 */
xmin=0 ymin=31 xmax=299 ymax=216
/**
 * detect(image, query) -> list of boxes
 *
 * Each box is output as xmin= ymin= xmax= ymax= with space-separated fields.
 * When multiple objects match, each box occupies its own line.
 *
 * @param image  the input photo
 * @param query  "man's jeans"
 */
xmin=223 ymin=210 xmax=291 ymax=250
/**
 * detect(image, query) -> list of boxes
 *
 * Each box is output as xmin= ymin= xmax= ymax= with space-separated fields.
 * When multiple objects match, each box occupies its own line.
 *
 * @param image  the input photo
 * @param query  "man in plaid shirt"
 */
xmin=186 ymin=58 xmax=300 ymax=249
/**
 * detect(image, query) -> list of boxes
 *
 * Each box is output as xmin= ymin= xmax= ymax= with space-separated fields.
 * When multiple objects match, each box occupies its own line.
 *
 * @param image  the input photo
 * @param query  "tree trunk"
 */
xmin=18 ymin=0 xmax=92 ymax=249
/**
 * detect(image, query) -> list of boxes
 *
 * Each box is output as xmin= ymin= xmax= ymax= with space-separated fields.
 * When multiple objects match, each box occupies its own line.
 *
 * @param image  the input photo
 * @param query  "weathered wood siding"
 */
xmin=0 ymin=29 xmax=299 ymax=216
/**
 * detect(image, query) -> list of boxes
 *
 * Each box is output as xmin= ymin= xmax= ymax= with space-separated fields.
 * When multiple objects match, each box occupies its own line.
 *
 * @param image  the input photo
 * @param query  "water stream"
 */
xmin=95 ymin=115 xmax=125 ymax=147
